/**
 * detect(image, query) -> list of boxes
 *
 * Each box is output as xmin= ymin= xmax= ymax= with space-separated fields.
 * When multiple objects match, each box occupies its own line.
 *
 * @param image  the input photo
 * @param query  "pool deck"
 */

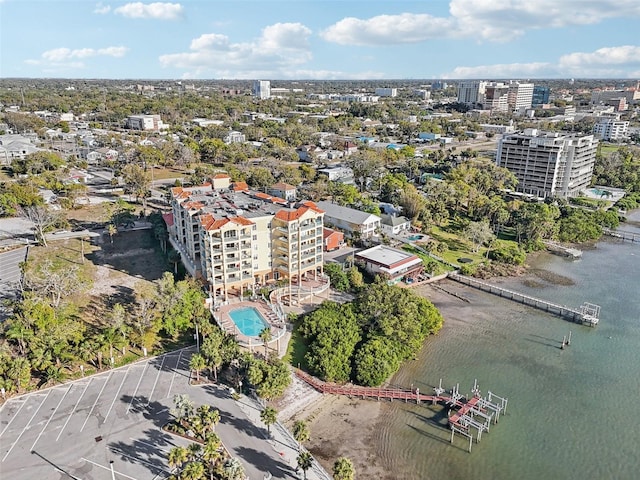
xmin=214 ymin=299 xmax=287 ymax=351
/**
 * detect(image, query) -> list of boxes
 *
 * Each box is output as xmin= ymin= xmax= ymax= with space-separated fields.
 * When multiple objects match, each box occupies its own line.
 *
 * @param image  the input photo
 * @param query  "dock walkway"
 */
xmin=294 ymin=370 xmax=508 ymax=452
xmin=447 ymin=273 xmax=600 ymax=326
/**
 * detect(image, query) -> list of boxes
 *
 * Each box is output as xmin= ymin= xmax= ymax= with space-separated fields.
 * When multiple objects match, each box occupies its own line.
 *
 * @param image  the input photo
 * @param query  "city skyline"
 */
xmin=1 ymin=0 xmax=640 ymax=80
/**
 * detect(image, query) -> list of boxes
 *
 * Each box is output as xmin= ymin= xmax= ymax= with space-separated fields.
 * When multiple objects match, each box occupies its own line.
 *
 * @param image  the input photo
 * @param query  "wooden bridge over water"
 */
xmin=294 ymin=369 xmax=508 ymax=452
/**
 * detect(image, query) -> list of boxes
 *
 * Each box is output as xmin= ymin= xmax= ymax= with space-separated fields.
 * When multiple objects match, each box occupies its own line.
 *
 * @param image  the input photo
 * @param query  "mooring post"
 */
xmin=567 ymin=331 xmax=572 ymax=346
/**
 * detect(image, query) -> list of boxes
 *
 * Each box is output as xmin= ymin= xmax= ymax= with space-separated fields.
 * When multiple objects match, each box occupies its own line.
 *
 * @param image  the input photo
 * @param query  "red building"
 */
xmin=323 ymin=227 xmax=344 ymax=252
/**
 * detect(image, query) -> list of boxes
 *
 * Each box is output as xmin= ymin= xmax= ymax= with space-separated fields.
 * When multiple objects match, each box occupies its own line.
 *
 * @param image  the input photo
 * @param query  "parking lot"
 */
xmin=0 ymin=347 xmax=298 ymax=480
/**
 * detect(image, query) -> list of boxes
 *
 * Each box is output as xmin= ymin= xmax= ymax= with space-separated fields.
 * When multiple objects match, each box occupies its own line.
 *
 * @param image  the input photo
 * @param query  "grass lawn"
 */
xmin=283 ymin=326 xmax=309 ymax=371
xmin=428 ymin=225 xmax=489 ymax=265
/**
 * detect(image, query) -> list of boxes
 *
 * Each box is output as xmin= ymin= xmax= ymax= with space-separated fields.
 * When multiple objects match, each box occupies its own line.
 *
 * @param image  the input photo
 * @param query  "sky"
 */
xmin=1 ymin=0 xmax=640 ymax=80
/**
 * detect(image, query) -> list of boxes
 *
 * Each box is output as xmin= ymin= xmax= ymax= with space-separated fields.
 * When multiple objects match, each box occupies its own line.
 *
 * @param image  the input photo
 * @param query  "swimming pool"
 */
xmin=408 ymin=234 xmax=424 ymax=241
xmin=229 ymin=307 xmax=270 ymax=337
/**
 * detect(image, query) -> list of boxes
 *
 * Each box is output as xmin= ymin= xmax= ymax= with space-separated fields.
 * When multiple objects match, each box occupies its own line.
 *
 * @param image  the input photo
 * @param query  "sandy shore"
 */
xmin=278 ymin=262 xmax=579 ymax=478
xmin=277 ymin=280 xmax=481 ymax=479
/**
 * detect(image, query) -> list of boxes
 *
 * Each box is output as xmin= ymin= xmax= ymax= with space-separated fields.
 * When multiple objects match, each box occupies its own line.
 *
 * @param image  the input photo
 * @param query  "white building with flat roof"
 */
xmin=253 ymin=80 xmax=271 ymax=99
xmin=496 ymin=129 xmax=598 ymax=198
xmin=355 ymin=245 xmax=423 ymax=283
xmin=593 ymin=117 xmax=629 ymax=141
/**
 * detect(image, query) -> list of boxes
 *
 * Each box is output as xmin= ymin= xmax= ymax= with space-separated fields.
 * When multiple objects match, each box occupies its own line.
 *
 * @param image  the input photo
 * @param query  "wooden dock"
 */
xmin=448 ymin=273 xmax=600 ymax=326
xmin=294 ymin=370 xmax=508 ymax=452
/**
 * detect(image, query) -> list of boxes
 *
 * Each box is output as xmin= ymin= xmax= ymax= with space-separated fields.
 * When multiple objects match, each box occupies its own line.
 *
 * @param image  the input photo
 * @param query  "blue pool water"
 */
xmin=229 ymin=307 xmax=269 ymax=336
xmin=408 ymin=234 xmax=424 ymax=241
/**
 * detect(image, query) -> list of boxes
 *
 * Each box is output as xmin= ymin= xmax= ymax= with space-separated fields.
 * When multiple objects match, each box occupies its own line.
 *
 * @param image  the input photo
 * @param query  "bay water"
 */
xmin=379 ymin=212 xmax=640 ymax=479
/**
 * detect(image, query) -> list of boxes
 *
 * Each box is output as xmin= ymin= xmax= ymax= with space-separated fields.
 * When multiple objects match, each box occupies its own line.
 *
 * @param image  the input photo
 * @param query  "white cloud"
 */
xmin=321 ymin=13 xmax=453 ymax=45
xmin=322 ymin=1 xmax=640 ymax=46
xmin=443 ymin=45 xmax=640 ymax=78
xmin=27 ymin=46 xmax=129 ymax=70
xmin=160 ymin=22 xmax=313 ymax=78
xmin=442 ymin=62 xmax=554 ymax=79
xmin=94 ymin=2 xmax=111 ymax=14
xmin=114 ymin=2 xmax=183 ymax=20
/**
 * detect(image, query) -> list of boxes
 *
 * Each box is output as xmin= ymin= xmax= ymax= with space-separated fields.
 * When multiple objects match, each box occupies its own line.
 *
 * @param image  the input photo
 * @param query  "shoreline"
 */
xmin=283 ymin=264 xmax=579 ymax=478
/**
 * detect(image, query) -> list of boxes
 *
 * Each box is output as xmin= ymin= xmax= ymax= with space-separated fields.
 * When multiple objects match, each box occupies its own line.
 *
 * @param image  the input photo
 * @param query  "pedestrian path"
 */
xmin=235 ymin=394 xmax=332 ymax=480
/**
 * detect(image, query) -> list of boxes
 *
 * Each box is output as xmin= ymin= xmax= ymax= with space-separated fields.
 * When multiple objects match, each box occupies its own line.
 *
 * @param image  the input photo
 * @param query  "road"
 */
xmin=0 ymin=246 xmax=28 ymax=322
xmin=0 ymin=347 xmax=304 ymax=480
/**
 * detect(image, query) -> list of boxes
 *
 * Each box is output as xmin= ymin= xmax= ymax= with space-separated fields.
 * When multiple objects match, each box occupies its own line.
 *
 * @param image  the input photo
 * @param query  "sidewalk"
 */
xmin=235 ymin=394 xmax=332 ymax=480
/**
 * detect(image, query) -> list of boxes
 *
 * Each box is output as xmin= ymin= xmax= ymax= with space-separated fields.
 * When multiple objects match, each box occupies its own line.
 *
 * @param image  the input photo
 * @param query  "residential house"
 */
xmin=322 ymin=227 xmax=344 ymax=251
xmin=269 ymin=182 xmax=297 ymax=202
xmin=380 ymin=214 xmax=411 ymax=236
xmin=316 ymin=201 xmax=381 ymax=239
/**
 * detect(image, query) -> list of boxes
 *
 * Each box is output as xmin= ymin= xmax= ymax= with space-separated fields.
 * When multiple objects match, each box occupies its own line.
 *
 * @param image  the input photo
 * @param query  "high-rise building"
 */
xmin=253 ymin=80 xmax=271 ymax=99
xmin=483 ymin=83 xmax=510 ymax=112
xmin=167 ymin=182 xmax=324 ymax=303
xmin=496 ymin=129 xmax=598 ymax=198
xmin=457 ymin=80 xmax=486 ymax=105
xmin=375 ymin=87 xmax=398 ymax=97
xmin=532 ymin=86 xmax=550 ymax=106
xmin=507 ymin=82 xmax=534 ymax=111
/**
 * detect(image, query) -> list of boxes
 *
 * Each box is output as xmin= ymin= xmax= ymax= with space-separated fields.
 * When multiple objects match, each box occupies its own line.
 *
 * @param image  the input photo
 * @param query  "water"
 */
xmin=379 ymin=212 xmax=640 ymax=480
xmin=229 ymin=306 xmax=269 ymax=336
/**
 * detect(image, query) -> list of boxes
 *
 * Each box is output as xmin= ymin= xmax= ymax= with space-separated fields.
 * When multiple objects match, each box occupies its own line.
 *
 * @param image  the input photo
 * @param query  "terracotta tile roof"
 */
xmin=162 ymin=212 xmax=174 ymax=227
xmin=232 ymin=181 xmax=249 ymax=191
xmin=213 ymin=173 xmax=231 ymax=179
xmin=199 ymin=213 xmax=254 ymax=231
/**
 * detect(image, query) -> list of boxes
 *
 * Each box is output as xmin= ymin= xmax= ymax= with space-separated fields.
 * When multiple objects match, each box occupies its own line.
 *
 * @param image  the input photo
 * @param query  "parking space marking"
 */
xmin=126 ymin=362 xmax=149 ymax=415
xmin=103 ymin=366 xmax=130 ymax=424
xmin=81 ymin=371 xmax=112 ymax=432
xmin=167 ymin=350 xmax=183 ymax=400
xmin=0 ymin=397 xmax=29 ymax=438
xmin=30 ymin=385 xmax=73 ymax=451
xmin=56 ymin=379 xmax=91 ymax=441
xmin=2 ymin=389 xmax=51 ymax=462
xmin=128 ymin=437 xmax=172 ymax=453
xmin=147 ymin=355 xmax=167 ymax=406
xmin=109 ymin=447 xmax=170 ymax=475
xmin=81 ymin=457 xmax=138 ymax=480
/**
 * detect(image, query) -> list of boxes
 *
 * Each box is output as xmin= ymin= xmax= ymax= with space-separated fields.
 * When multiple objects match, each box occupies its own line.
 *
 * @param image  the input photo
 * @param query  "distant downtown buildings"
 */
xmin=167 ymin=175 xmax=325 ymax=303
xmin=496 ymin=128 xmax=598 ymax=198
xmin=457 ymin=80 xmax=534 ymax=113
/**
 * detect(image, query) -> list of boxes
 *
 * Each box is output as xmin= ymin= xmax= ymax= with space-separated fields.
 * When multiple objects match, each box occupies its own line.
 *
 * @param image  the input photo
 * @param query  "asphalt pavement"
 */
xmin=0 ymin=346 xmax=330 ymax=480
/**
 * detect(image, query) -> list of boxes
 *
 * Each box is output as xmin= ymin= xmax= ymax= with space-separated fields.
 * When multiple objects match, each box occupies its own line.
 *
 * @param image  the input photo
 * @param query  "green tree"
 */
xmin=168 ymin=446 xmax=188 ymax=470
xmin=463 ymin=220 xmax=495 ymax=253
xmin=353 ymin=337 xmax=400 ymax=387
xmin=333 ymin=456 xmax=356 ymax=480
xmin=222 ymin=457 xmax=245 ymax=480
xmin=189 ymin=353 xmax=206 ymax=382
xmin=121 ymin=163 xmax=151 ymax=215
xmin=323 ymin=263 xmax=349 ymax=292
xmin=297 ymin=451 xmax=314 ymax=480
xmin=292 ymin=419 xmax=310 ymax=449
xmin=260 ymin=406 xmax=278 ymax=435
xmin=259 ymin=327 xmax=272 ymax=357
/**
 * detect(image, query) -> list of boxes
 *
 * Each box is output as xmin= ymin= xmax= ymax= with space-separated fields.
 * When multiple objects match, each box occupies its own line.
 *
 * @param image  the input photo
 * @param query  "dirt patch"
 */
xmin=530 ymin=268 xmax=575 ymax=286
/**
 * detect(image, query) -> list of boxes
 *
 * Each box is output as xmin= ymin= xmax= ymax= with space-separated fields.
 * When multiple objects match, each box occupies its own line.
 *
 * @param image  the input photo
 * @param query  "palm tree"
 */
xmin=202 ymin=433 xmax=222 ymax=477
xmin=260 ymin=406 xmax=278 ymax=436
xmin=222 ymin=457 xmax=245 ymax=480
xmin=198 ymin=404 xmax=220 ymax=433
xmin=297 ymin=451 xmax=313 ymax=480
xmin=168 ymin=445 xmax=188 ymax=471
xmin=172 ymin=393 xmax=195 ymax=424
xmin=107 ymin=223 xmax=117 ymax=244
xmin=292 ymin=420 xmax=310 ymax=449
xmin=187 ymin=442 xmax=202 ymax=461
xmin=259 ymin=327 xmax=272 ymax=357
xmin=332 ymin=456 xmax=355 ymax=480
xmin=181 ymin=460 xmax=205 ymax=480
xmin=189 ymin=353 xmax=206 ymax=383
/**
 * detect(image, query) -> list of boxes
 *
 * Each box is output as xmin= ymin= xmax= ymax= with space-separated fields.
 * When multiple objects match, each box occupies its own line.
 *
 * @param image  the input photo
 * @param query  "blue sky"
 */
xmin=1 ymin=0 xmax=640 ymax=80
